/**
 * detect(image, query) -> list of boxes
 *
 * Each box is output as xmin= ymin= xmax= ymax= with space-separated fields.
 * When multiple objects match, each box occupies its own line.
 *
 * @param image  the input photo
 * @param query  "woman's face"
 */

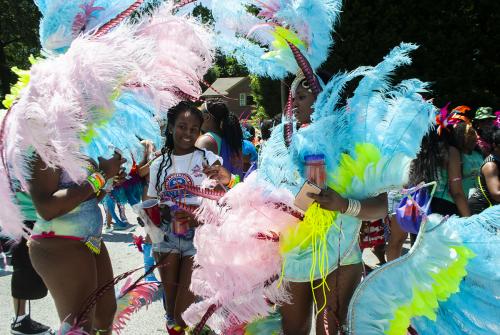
xmin=293 ymin=84 xmax=315 ymax=124
xmin=170 ymin=111 xmax=201 ymax=154
xmin=200 ymin=109 xmax=212 ymax=133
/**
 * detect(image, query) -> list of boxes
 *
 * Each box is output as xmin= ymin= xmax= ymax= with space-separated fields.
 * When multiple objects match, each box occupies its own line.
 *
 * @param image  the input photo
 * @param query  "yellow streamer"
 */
xmin=280 ymin=203 xmax=338 ymax=314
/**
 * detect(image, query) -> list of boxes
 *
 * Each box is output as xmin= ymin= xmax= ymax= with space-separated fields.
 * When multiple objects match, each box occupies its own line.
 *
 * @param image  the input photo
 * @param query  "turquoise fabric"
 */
xmin=242 ymin=140 xmax=258 ymax=162
xmin=15 ymin=192 xmax=38 ymax=222
xmin=283 ymin=214 xmax=362 ymax=282
xmin=461 ymin=151 xmax=483 ymax=196
xmin=435 ymin=151 xmax=483 ymax=202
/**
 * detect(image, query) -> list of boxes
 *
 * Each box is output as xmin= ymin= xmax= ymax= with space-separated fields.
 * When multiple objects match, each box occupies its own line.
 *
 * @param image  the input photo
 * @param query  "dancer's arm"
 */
xmin=483 ymin=162 xmax=500 ymax=203
xmin=308 ymin=189 xmax=388 ymax=221
xmin=203 ymin=163 xmax=232 ymax=186
xmin=448 ymin=146 xmax=471 ymax=217
xmin=196 ymin=134 xmax=218 ymax=155
xmin=29 ymin=154 xmax=124 ymax=221
xmin=138 ymin=140 xmax=158 ymax=178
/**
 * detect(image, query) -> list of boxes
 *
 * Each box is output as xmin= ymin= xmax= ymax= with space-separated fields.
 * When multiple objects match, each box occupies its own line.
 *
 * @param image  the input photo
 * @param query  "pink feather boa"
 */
xmin=183 ymin=173 xmax=299 ymax=332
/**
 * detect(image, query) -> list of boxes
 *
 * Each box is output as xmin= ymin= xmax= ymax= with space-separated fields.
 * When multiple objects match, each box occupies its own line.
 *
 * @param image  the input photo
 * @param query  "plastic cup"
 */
xmin=170 ymin=205 xmax=189 ymax=236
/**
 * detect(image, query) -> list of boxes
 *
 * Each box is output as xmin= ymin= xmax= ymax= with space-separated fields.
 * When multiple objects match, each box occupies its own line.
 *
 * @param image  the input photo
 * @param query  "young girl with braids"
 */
xmin=146 ymin=101 xmax=231 ymax=334
xmin=196 ymin=99 xmax=244 ymax=178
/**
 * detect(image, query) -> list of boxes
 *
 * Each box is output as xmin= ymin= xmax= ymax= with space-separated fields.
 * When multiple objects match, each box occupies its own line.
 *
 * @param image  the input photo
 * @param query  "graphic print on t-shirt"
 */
xmin=161 ymin=173 xmax=194 ymax=201
xmin=191 ymin=164 xmax=203 ymax=178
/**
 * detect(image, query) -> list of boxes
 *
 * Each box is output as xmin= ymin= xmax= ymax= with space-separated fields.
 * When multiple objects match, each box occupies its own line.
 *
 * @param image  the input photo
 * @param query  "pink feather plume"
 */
xmin=183 ymin=173 xmax=299 ymax=332
xmin=1 ymin=3 xmax=214 ymax=238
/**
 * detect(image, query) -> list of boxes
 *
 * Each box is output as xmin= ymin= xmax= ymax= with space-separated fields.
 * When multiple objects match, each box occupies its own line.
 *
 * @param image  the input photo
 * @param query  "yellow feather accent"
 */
xmin=262 ymin=26 xmax=306 ymax=61
xmin=2 ymin=55 xmax=40 ymax=109
xmin=329 ymin=142 xmax=381 ymax=195
xmin=385 ymin=246 xmax=475 ymax=334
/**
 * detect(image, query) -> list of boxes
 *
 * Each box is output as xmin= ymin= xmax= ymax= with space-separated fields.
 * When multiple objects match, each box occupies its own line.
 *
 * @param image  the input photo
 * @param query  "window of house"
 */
xmin=239 ymin=93 xmax=247 ymax=107
xmin=246 ymin=95 xmax=254 ymax=105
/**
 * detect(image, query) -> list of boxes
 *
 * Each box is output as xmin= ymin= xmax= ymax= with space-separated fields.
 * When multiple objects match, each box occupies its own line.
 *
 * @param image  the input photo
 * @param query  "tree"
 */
xmin=0 ymin=0 xmax=40 ymax=97
xmin=224 ymin=0 xmax=500 ymax=111
xmin=324 ymin=0 xmax=500 ymax=108
xmin=249 ymin=75 xmax=283 ymax=120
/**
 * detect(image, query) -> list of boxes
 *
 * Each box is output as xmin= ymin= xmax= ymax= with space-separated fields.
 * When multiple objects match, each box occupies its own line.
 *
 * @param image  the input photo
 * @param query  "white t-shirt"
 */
xmin=147 ymin=149 xmax=222 ymax=203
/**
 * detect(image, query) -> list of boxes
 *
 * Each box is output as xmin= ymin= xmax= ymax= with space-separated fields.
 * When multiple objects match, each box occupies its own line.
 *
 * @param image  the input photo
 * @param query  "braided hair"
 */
xmin=204 ymin=99 xmax=243 ymax=156
xmin=409 ymin=121 xmax=479 ymax=186
xmin=408 ymin=127 xmax=447 ymax=186
xmin=155 ymin=101 xmax=206 ymax=194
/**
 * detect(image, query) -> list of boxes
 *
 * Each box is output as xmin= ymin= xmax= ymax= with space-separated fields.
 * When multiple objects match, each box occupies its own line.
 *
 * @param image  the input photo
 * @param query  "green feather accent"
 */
xmin=2 ymin=55 xmax=40 ymax=109
xmin=79 ymin=87 xmax=122 ymax=143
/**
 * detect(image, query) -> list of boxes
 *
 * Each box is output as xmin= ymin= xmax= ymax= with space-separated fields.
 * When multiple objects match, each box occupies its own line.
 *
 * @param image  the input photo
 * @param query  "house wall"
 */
xmin=225 ymin=78 xmax=254 ymax=119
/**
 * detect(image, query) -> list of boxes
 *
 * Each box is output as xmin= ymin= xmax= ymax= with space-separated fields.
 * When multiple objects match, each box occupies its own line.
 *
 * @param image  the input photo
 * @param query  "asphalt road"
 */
xmin=0 ymin=205 xmax=384 ymax=334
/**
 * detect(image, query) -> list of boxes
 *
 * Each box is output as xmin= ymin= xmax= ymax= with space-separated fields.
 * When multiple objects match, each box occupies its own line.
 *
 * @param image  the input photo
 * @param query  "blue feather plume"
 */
xmin=83 ymin=91 xmax=162 ymax=172
xmin=202 ymin=0 xmax=342 ymax=78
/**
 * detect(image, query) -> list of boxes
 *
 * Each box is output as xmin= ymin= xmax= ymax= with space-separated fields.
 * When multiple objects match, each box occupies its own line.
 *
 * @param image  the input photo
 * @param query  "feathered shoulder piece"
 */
xmin=348 ymin=206 xmax=500 ymax=335
xmin=194 ymin=0 xmax=341 ymax=78
xmin=0 ymin=2 xmax=214 ymax=239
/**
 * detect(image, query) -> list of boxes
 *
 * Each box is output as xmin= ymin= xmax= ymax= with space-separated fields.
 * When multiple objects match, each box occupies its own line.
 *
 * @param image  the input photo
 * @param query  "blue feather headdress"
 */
xmin=35 ymin=0 xmax=153 ymax=53
xmin=259 ymin=43 xmax=436 ymax=197
xmin=195 ymin=0 xmax=342 ymax=79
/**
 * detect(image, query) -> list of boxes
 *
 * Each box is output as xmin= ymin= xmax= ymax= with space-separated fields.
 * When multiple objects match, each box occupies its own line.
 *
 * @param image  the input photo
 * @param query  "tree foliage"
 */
xmin=0 ymin=0 xmax=40 ymax=97
xmin=241 ymin=0 xmax=500 ymax=115
xmin=1 ymin=0 xmax=498 ymax=110
xmin=249 ymin=75 xmax=283 ymax=120
xmin=323 ymin=0 xmax=500 ymax=108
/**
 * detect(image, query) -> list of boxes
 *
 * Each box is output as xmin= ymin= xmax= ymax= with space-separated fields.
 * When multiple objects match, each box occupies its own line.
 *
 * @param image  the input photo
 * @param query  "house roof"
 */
xmin=201 ymin=77 xmax=248 ymax=97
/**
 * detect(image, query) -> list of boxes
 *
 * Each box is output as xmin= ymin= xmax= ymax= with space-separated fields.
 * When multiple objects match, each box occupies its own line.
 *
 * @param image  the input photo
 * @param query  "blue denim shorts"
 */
xmin=152 ymin=222 xmax=196 ymax=257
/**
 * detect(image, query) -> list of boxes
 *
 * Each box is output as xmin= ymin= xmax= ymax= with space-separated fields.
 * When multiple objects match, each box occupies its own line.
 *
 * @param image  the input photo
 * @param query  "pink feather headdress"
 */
xmin=0 ymin=3 xmax=214 ymax=239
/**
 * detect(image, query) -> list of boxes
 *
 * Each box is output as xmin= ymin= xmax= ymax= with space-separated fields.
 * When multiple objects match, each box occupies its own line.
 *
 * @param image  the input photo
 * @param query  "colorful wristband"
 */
xmin=87 ymin=172 xmax=106 ymax=194
xmin=228 ymin=174 xmax=241 ymax=189
xmin=87 ymin=164 xmax=109 ymax=181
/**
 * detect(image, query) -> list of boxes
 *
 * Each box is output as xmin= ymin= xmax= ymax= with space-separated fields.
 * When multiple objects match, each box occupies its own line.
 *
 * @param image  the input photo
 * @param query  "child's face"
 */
xmin=171 ymin=111 xmax=201 ymax=153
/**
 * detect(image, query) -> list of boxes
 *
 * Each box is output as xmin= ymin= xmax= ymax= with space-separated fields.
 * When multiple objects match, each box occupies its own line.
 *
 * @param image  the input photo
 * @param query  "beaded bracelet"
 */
xmin=227 ymin=174 xmax=241 ymax=189
xmin=87 ymin=172 xmax=106 ymax=195
xmin=344 ymin=198 xmax=361 ymax=217
xmin=87 ymin=164 xmax=109 ymax=180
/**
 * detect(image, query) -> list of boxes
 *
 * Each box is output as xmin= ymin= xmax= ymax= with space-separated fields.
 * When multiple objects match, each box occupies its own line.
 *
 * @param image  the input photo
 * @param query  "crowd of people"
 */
xmin=2 ymin=98 xmax=498 ymax=335
xmin=0 ymin=1 xmax=498 ymax=335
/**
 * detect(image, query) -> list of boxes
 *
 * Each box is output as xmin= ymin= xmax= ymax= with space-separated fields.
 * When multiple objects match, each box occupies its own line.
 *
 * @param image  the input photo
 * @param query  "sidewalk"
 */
xmin=0 ymin=205 xmax=392 ymax=334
